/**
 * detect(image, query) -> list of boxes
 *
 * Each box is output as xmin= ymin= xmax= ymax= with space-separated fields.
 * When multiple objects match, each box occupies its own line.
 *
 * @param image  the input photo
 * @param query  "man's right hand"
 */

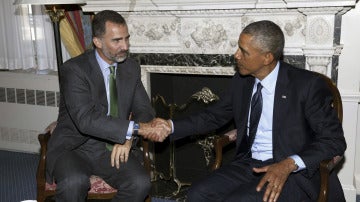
xmin=138 ymin=118 xmax=171 ymax=142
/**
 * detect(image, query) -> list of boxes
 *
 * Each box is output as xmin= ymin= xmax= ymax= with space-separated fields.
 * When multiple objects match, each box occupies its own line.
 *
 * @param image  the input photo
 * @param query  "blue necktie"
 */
xmin=248 ymin=82 xmax=263 ymax=150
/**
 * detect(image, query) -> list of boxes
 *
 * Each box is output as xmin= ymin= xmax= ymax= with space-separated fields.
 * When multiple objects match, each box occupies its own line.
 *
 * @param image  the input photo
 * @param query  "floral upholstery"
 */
xmin=45 ymin=175 xmax=117 ymax=194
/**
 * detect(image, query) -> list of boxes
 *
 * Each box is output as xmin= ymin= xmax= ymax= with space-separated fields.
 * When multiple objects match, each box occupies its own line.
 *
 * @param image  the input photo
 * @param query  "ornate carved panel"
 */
xmin=81 ymin=0 xmax=356 ymax=78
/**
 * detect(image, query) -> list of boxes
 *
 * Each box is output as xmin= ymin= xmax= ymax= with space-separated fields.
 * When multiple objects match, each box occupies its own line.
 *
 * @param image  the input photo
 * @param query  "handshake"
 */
xmin=138 ymin=118 xmax=172 ymax=142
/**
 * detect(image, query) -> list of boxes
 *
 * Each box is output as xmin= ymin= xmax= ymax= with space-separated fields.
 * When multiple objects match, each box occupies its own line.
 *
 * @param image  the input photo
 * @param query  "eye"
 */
xmin=238 ymin=47 xmax=245 ymax=54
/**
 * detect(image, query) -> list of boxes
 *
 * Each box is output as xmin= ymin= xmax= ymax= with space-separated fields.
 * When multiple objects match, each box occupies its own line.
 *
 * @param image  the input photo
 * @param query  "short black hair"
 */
xmin=242 ymin=20 xmax=284 ymax=60
xmin=92 ymin=10 xmax=127 ymax=38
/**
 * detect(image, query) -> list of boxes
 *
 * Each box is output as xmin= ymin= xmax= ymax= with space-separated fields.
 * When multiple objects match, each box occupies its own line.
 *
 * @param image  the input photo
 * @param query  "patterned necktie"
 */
xmin=106 ymin=66 xmax=118 ymax=151
xmin=247 ymin=82 xmax=263 ymax=150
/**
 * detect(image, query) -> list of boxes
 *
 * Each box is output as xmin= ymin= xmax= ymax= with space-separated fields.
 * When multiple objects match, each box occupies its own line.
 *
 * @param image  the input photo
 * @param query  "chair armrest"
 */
xmin=317 ymin=155 xmax=344 ymax=202
xmin=36 ymin=131 xmax=51 ymax=192
xmin=212 ymin=129 xmax=237 ymax=171
xmin=141 ymin=138 xmax=152 ymax=175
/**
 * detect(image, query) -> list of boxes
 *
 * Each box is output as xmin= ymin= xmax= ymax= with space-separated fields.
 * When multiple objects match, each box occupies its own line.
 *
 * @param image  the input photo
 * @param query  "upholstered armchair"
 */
xmin=36 ymin=121 xmax=152 ymax=202
xmin=212 ymin=73 xmax=344 ymax=202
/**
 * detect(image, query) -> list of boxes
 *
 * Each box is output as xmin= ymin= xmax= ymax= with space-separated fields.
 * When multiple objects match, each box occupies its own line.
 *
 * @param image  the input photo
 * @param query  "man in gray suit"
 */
xmin=46 ymin=10 xmax=169 ymax=202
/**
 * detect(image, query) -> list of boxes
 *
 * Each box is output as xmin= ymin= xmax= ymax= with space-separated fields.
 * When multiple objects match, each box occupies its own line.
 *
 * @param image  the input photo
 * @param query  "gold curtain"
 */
xmin=59 ymin=17 xmax=84 ymax=58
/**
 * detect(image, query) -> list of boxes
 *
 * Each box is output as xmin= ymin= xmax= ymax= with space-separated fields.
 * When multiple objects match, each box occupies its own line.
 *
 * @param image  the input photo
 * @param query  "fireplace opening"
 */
xmin=150 ymin=73 xmax=232 ymax=105
xmin=149 ymin=73 xmax=236 ymax=197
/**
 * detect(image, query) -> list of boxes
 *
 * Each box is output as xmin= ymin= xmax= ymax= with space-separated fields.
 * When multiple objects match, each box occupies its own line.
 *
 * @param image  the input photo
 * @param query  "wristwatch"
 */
xmin=133 ymin=122 xmax=140 ymax=135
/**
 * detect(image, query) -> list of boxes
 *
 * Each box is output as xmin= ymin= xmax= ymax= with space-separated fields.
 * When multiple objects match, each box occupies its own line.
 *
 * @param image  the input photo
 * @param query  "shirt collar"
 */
xmin=255 ymin=61 xmax=279 ymax=94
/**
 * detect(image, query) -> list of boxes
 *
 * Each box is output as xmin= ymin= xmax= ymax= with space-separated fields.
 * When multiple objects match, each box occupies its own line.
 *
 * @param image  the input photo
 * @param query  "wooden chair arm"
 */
xmin=212 ymin=130 xmax=237 ymax=171
xmin=321 ymin=155 xmax=343 ymax=171
xmin=36 ymin=131 xmax=51 ymax=196
xmin=141 ymin=138 xmax=152 ymax=175
xmin=317 ymin=155 xmax=344 ymax=202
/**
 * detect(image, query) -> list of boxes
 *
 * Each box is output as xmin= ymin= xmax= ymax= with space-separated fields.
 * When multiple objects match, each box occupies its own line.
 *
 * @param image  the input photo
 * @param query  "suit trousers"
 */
xmin=52 ymin=139 xmax=151 ymax=202
xmin=187 ymin=158 xmax=310 ymax=202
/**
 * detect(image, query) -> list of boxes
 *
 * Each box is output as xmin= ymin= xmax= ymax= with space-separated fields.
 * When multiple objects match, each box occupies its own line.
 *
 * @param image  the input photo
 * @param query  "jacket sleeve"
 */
xmin=298 ymin=75 xmax=346 ymax=177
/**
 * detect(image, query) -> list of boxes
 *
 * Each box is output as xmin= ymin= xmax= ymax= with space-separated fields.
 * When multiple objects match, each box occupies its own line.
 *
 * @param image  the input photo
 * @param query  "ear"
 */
xmin=93 ymin=37 xmax=102 ymax=49
xmin=263 ymin=52 xmax=274 ymax=66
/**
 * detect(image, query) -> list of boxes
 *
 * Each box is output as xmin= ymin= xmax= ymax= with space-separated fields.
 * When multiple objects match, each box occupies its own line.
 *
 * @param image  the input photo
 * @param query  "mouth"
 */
xmin=118 ymin=51 xmax=127 ymax=56
xmin=236 ymin=62 xmax=242 ymax=69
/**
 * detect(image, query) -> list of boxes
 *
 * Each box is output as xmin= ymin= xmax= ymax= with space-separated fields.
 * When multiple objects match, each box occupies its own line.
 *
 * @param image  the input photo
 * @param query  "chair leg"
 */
xmin=37 ymin=193 xmax=45 ymax=202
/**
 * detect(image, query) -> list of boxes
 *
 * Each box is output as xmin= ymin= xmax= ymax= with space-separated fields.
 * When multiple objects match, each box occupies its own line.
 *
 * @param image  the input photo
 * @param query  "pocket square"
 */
xmin=281 ymin=95 xmax=287 ymax=99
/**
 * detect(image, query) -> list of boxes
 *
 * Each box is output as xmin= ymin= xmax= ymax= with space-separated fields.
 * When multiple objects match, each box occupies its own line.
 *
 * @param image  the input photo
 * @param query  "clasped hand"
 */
xmin=111 ymin=118 xmax=171 ymax=169
xmin=138 ymin=118 xmax=171 ymax=142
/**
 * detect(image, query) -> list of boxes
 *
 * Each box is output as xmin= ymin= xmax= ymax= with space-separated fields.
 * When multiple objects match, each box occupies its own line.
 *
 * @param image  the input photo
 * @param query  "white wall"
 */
xmin=0 ymin=72 xmax=59 ymax=153
xmin=338 ymin=2 xmax=360 ymax=198
xmin=339 ymin=4 xmax=360 ymax=92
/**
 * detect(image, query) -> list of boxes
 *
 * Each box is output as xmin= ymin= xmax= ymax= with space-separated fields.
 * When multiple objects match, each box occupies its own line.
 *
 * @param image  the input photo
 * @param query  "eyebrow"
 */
xmin=112 ymin=34 xmax=131 ymax=41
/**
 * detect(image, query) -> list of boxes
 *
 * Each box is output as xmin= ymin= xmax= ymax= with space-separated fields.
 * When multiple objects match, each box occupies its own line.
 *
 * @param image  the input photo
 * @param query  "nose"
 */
xmin=234 ymin=48 xmax=241 ymax=60
xmin=120 ymin=40 xmax=129 ymax=51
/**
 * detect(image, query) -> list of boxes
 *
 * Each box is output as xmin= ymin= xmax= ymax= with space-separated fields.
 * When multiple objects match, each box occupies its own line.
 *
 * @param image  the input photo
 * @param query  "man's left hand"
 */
xmin=111 ymin=139 xmax=133 ymax=169
xmin=253 ymin=158 xmax=298 ymax=202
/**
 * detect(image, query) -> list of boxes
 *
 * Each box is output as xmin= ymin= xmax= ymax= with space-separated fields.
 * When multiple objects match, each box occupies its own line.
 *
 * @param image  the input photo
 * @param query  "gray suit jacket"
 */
xmin=172 ymin=62 xmax=346 ymax=201
xmin=46 ymin=50 xmax=155 ymax=181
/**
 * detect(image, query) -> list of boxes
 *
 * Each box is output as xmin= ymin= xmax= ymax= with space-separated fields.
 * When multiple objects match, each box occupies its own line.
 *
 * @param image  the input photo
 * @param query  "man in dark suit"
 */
xmin=156 ymin=20 xmax=346 ymax=201
xmin=46 ymin=10 xmax=168 ymax=202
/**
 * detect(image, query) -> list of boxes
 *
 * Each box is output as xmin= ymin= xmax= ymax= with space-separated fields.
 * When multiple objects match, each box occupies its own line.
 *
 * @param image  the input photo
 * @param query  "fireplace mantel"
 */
xmin=81 ymin=0 xmax=356 ymax=79
xmin=82 ymin=0 xmax=356 ymax=11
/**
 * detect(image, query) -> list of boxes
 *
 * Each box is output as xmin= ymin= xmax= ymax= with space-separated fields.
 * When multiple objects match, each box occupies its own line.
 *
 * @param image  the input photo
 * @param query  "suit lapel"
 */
xmin=88 ymin=51 xmax=108 ymax=108
xmin=272 ymin=63 xmax=290 ymax=160
xmin=235 ymin=76 xmax=255 ymax=151
xmin=115 ymin=62 xmax=130 ymax=119
xmin=239 ymin=78 xmax=255 ymax=127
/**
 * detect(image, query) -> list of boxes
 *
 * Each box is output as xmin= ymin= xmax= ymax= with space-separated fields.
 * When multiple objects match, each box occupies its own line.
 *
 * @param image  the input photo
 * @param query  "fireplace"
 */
xmin=149 ymin=72 xmax=235 ymax=199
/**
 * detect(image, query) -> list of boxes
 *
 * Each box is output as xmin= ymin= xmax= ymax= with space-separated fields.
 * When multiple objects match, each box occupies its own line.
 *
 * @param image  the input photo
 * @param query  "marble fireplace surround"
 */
xmin=81 ymin=0 xmax=358 ymax=200
xmin=81 ymin=0 xmax=356 ymax=94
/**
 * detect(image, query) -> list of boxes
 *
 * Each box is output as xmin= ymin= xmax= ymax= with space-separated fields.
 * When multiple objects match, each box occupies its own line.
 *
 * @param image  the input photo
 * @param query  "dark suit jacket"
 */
xmin=46 ymin=50 xmax=155 ymax=181
xmin=172 ymin=62 xmax=346 ymax=201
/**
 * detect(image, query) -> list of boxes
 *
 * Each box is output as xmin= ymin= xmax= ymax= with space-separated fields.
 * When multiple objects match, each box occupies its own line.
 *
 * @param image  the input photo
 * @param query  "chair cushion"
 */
xmin=45 ymin=175 xmax=117 ymax=194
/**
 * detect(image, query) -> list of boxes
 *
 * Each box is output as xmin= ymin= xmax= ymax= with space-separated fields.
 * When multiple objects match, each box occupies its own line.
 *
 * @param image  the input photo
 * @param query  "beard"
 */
xmin=114 ymin=51 xmax=128 ymax=63
xmin=103 ymin=48 xmax=129 ymax=63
